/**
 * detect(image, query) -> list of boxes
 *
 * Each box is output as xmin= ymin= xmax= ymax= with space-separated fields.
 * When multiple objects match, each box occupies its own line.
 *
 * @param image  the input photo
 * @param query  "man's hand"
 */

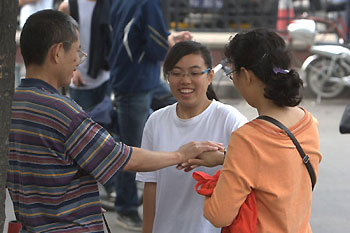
xmin=71 ymin=70 xmax=86 ymax=87
xmin=177 ymin=149 xmax=225 ymax=172
xmin=168 ymin=31 xmax=193 ymax=47
xmin=176 ymin=141 xmax=223 ymax=164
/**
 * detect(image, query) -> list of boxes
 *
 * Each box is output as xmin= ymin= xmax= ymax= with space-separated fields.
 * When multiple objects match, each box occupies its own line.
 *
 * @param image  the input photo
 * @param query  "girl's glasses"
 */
xmin=168 ymin=68 xmax=211 ymax=79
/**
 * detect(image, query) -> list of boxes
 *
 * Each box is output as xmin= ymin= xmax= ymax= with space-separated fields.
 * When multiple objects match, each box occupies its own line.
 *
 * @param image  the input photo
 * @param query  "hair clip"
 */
xmin=273 ymin=66 xmax=289 ymax=75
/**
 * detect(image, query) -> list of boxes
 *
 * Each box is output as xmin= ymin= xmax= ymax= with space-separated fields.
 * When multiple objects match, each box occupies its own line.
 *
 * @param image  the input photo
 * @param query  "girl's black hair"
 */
xmin=163 ymin=40 xmax=219 ymax=101
xmin=224 ymin=28 xmax=303 ymax=107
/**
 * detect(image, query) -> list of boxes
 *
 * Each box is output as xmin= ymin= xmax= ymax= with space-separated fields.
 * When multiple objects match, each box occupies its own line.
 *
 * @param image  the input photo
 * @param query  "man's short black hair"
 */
xmin=20 ymin=9 xmax=79 ymax=66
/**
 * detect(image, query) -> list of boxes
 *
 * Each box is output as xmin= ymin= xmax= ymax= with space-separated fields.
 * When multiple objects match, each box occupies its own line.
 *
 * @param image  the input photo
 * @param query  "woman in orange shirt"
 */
xmin=188 ymin=28 xmax=322 ymax=233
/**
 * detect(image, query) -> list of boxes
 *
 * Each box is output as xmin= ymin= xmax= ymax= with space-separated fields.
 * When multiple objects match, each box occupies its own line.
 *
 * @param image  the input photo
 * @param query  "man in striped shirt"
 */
xmin=6 ymin=10 xmax=221 ymax=233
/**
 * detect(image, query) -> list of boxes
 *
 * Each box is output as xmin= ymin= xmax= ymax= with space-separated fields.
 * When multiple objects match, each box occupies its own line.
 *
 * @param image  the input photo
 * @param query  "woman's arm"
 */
xmin=142 ymin=182 xmax=157 ymax=233
xmin=203 ymin=134 xmax=257 ymax=227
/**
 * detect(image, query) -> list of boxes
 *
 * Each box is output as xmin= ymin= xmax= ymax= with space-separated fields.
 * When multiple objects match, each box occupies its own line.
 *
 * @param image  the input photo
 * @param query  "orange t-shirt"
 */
xmin=204 ymin=109 xmax=322 ymax=233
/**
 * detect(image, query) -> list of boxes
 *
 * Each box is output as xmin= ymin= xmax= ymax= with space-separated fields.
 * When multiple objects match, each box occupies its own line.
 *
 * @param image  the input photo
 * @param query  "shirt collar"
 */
xmin=19 ymin=78 xmax=59 ymax=94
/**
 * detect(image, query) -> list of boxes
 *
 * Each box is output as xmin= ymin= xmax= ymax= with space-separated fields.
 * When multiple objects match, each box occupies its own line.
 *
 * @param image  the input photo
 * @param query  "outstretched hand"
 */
xmin=177 ymin=149 xmax=225 ymax=172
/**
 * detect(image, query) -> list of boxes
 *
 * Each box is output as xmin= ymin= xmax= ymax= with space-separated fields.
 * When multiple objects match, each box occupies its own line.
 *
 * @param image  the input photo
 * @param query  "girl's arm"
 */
xmin=142 ymin=182 xmax=157 ymax=233
xmin=58 ymin=1 xmax=70 ymax=15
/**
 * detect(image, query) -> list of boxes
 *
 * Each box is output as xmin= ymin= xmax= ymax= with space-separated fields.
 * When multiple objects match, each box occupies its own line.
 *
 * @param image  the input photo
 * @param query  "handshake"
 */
xmin=175 ymin=141 xmax=226 ymax=172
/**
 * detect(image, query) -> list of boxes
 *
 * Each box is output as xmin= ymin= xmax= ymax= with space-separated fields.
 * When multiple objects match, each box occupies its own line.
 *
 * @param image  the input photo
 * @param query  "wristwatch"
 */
xmin=224 ymin=146 xmax=227 ymax=156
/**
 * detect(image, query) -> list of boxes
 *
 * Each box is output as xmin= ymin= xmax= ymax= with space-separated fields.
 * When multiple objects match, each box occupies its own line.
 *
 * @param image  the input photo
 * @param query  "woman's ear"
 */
xmin=207 ymin=69 xmax=214 ymax=84
xmin=240 ymin=67 xmax=253 ymax=85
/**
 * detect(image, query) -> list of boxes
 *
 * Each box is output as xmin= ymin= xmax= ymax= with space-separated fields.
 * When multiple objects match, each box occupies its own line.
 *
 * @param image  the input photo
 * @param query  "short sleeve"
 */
xmin=65 ymin=112 xmax=132 ymax=185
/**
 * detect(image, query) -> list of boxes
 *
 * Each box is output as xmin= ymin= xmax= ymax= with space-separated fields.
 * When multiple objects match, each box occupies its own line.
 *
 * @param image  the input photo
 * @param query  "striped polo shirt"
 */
xmin=7 ymin=78 xmax=132 ymax=233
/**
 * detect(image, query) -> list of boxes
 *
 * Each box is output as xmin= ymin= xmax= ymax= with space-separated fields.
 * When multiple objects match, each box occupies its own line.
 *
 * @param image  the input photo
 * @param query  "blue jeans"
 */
xmin=113 ymin=82 xmax=174 ymax=213
xmin=69 ymin=81 xmax=110 ymax=111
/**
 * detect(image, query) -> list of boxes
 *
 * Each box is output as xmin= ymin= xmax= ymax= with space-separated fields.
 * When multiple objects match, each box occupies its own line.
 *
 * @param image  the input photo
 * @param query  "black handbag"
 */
xmin=339 ymin=104 xmax=350 ymax=134
xmin=257 ymin=116 xmax=316 ymax=191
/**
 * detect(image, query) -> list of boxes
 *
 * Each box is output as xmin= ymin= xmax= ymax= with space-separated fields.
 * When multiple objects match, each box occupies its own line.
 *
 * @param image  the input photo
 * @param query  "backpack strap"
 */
xmin=68 ymin=0 xmax=79 ymax=24
xmin=257 ymin=115 xmax=316 ymax=191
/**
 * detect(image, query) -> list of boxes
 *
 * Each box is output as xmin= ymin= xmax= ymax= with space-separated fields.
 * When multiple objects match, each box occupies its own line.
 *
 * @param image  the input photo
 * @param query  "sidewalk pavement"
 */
xmin=5 ymin=96 xmax=350 ymax=233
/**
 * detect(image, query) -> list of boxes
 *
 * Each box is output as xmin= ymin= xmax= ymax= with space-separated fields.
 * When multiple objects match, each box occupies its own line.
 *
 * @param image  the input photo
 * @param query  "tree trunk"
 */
xmin=0 ymin=0 xmax=18 ymax=232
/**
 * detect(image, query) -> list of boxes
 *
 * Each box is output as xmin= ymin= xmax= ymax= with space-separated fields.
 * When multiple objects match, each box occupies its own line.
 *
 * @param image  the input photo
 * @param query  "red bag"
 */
xmin=7 ymin=221 xmax=22 ymax=233
xmin=193 ymin=170 xmax=257 ymax=233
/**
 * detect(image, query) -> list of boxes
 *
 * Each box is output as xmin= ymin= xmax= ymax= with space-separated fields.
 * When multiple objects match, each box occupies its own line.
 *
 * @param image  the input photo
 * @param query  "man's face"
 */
xmin=58 ymin=32 xmax=81 ymax=87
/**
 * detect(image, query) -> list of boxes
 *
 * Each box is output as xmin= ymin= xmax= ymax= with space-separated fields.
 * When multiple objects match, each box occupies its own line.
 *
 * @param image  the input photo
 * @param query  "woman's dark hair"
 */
xmin=20 ymin=10 xmax=79 ymax=66
xmin=224 ymin=28 xmax=303 ymax=107
xmin=163 ymin=40 xmax=219 ymax=101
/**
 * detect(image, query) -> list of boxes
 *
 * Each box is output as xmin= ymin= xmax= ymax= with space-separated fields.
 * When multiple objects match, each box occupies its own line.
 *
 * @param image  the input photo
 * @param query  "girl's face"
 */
xmin=167 ymin=53 xmax=213 ymax=114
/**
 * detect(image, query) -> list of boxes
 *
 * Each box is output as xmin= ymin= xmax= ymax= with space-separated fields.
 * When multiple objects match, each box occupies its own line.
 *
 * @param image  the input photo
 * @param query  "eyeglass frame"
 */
xmin=167 ymin=67 xmax=212 ymax=80
xmin=226 ymin=69 xmax=238 ymax=81
xmin=62 ymin=41 xmax=88 ymax=65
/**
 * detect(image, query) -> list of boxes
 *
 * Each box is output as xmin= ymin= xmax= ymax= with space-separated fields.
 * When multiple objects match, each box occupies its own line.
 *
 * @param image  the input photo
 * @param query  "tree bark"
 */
xmin=0 ymin=0 xmax=18 ymax=232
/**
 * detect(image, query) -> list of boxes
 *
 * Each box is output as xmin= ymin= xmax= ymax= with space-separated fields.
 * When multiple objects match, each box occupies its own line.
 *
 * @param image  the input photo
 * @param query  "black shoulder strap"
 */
xmin=257 ymin=115 xmax=316 ymax=191
xmin=68 ymin=0 xmax=79 ymax=24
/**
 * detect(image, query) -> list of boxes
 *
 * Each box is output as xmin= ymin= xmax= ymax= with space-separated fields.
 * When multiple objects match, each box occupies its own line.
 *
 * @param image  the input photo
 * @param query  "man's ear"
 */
xmin=49 ymin=43 xmax=63 ymax=64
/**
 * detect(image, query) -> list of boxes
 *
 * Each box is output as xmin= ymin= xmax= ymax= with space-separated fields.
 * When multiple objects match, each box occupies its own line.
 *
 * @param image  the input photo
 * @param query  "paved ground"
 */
xmin=4 ymin=94 xmax=350 ymax=232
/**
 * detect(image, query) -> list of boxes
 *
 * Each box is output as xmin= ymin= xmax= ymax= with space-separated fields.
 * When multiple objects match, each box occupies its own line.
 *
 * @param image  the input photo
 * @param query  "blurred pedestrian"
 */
xmin=18 ymin=0 xmax=54 ymax=29
xmin=58 ymin=0 xmax=111 ymax=111
xmin=108 ymin=0 xmax=192 ymax=230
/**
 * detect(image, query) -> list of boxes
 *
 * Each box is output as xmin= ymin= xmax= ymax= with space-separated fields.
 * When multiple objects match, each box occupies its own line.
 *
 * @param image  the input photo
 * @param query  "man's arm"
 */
xmin=123 ymin=141 xmax=222 ymax=172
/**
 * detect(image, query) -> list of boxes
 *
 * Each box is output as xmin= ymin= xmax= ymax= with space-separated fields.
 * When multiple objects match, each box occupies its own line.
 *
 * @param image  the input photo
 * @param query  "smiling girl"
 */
xmin=136 ymin=40 xmax=247 ymax=233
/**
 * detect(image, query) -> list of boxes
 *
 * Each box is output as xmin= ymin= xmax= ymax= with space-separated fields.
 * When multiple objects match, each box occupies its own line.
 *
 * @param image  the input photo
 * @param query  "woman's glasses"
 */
xmin=168 ymin=68 xmax=211 ymax=79
xmin=226 ymin=69 xmax=237 ymax=81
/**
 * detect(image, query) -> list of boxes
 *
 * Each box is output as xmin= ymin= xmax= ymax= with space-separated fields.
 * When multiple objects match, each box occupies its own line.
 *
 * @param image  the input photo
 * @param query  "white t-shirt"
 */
xmin=136 ymin=100 xmax=247 ymax=233
xmin=64 ymin=0 xmax=110 ymax=90
xmin=20 ymin=0 xmax=53 ymax=28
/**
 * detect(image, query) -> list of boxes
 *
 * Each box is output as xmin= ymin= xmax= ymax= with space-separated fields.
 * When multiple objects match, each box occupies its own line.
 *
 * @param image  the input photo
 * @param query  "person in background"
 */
xmin=6 ymin=10 xmax=221 ymax=232
xmin=58 ymin=0 xmax=111 ymax=111
xmin=108 ymin=0 xmax=192 ymax=230
xmin=189 ymin=28 xmax=322 ymax=233
xmin=136 ymin=40 xmax=247 ymax=233
xmin=18 ymin=0 xmax=54 ymax=29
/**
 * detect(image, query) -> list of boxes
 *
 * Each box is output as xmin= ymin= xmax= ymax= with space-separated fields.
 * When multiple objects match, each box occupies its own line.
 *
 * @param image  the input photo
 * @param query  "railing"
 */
xmin=162 ymin=0 xmax=286 ymax=32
